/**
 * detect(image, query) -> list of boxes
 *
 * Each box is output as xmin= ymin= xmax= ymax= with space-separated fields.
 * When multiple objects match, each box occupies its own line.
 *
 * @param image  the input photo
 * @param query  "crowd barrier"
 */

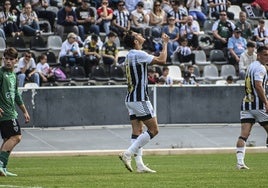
xmin=18 ymin=85 xmax=244 ymax=127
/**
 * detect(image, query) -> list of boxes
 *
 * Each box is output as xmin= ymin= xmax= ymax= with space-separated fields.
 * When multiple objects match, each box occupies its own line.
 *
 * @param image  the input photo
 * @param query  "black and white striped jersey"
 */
xmin=112 ymin=9 xmax=130 ymax=28
xmin=125 ymin=50 xmax=154 ymax=102
xmin=241 ymin=61 xmax=268 ymax=110
xmin=209 ymin=0 xmax=228 ymax=13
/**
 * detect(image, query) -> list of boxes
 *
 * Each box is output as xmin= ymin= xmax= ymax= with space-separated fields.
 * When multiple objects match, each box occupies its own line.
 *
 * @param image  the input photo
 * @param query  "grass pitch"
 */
xmin=1 ymin=153 xmax=268 ymax=188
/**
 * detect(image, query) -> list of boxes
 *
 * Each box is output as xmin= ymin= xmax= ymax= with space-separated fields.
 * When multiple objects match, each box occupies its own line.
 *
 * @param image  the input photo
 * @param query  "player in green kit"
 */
xmin=0 ymin=47 xmax=30 ymax=177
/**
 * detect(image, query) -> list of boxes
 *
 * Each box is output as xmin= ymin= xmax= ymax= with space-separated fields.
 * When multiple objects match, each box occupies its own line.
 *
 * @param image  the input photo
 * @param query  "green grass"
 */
xmin=1 ymin=153 xmax=268 ymax=188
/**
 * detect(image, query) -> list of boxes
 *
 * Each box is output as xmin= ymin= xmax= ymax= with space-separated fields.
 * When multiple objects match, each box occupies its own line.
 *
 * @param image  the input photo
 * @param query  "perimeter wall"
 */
xmin=18 ymin=85 xmax=244 ymax=127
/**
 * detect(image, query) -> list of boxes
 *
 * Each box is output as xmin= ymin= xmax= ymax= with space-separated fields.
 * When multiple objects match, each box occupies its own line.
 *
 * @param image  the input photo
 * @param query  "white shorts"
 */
xmin=125 ymin=101 xmax=156 ymax=120
xmin=240 ymin=110 xmax=268 ymax=126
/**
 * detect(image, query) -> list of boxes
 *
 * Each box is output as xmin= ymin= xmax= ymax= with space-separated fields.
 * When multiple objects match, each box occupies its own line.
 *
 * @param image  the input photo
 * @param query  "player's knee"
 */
xmin=10 ymin=135 xmax=22 ymax=144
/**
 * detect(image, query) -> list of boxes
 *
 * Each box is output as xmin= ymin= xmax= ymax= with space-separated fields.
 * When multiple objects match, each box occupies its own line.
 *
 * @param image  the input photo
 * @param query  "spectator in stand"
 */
xmin=148 ymin=67 xmax=159 ymax=84
xmin=149 ymin=0 xmax=167 ymax=27
xmin=101 ymin=32 xmax=118 ymax=75
xmin=64 ymin=0 xmax=83 ymax=6
xmin=161 ymin=0 xmax=172 ymax=14
xmin=180 ymin=15 xmax=200 ymax=50
xmin=0 ymin=0 xmax=21 ymax=37
xmin=19 ymin=3 xmax=41 ymax=36
xmin=187 ymin=65 xmax=197 ymax=82
xmin=56 ymin=1 xmax=79 ymax=39
xmin=239 ymin=41 xmax=257 ymax=79
xmin=212 ymin=10 xmax=235 ymax=49
xmin=186 ymin=0 xmax=206 ymax=26
xmin=16 ymin=51 xmax=40 ymax=87
xmin=59 ymin=32 xmax=83 ymax=68
xmin=208 ymin=0 xmax=234 ymax=20
xmin=130 ymin=1 xmax=150 ymax=36
xmin=227 ymin=27 xmax=247 ymax=73
xmin=182 ymin=71 xmax=196 ymax=85
xmin=36 ymin=54 xmax=55 ymax=86
xmin=75 ymin=0 xmax=99 ymax=41
xmin=162 ymin=15 xmax=180 ymax=61
xmin=30 ymin=0 xmax=57 ymax=32
xmin=125 ymin=0 xmax=140 ymax=13
xmin=167 ymin=0 xmax=188 ymax=29
xmin=96 ymin=0 xmax=113 ymax=34
xmin=159 ymin=67 xmax=173 ymax=85
xmin=253 ymin=19 xmax=268 ymax=47
xmin=251 ymin=0 xmax=268 ymax=19
xmin=174 ymin=37 xmax=195 ymax=65
xmin=83 ymin=34 xmax=101 ymax=77
xmin=235 ymin=11 xmax=253 ymax=42
xmin=110 ymin=0 xmax=131 ymax=37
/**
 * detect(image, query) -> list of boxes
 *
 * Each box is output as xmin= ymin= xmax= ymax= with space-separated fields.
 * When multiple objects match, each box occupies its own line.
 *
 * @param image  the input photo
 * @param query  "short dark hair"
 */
xmin=108 ymin=31 xmax=117 ymax=38
xmin=91 ymin=34 xmax=98 ymax=42
xmin=4 ymin=47 xmax=18 ymax=59
xmin=246 ymin=41 xmax=255 ymax=48
xmin=257 ymin=46 xmax=268 ymax=54
xmin=123 ymin=31 xmax=135 ymax=49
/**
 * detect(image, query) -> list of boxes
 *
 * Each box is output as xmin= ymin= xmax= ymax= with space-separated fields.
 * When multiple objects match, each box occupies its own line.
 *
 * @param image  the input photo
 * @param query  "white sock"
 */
xmin=236 ymin=146 xmax=246 ymax=165
xmin=127 ymin=131 xmax=150 ymax=156
xmin=131 ymin=139 xmax=144 ymax=168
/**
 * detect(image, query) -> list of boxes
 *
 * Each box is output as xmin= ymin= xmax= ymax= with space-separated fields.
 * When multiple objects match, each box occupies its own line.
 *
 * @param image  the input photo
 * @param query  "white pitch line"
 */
xmin=23 ymin=129 xmax=58 ymax=150
xmin=0 ymin=185 xmax=43 ymax=188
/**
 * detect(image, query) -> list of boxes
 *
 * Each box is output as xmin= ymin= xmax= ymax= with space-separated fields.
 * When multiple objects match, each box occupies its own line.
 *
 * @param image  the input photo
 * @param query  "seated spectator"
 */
xmin=162 ymin=15 xmax=180 ymax=60
xmin=65 ymin=0 xmax=83 ymax=6
xmin=0 ymin=0 xmax=21 ymax=37
xmin=227 ymin=27 xmax=247 ymax=72
xmin=96 ymin=0 xmax=113 ymax=34
xmin=149 ymin=0 xmax=166 ymax=27
xmin=101 ymin=32 xmax=118 ymax=75
xmin=130 ymin=1 xmax=150 ymax=36
xmin=59 ymin=32 xmax=84 ymax=68
xmin=187 ymin=65 xmax=197 ymax=82
xmin=16 ymin=51 xmax=40 ymax=87
xmin=238 ymin=41 xmax=256 ymax=79
xmin=20 ymin=3 xmax=41 ymax=36
xmin=180 ymin=15 xmax=200 ymax=50
xmin=30 ymin=0 xmax=57 ymax=32
xmin=226 ymin=75 xmax=234 ymax=84
xmin=253 ymin=19 xmax=268 ymax=47
xmin=110 ymin=0 xmax=131 ymax=37
xmin=212 ymin=10 xmax=235 ymax=49
xmin=167 ymin=0 xmax=188 ymax=29
xmin=182 ymin=71 xmax=196 ymax=85
xmin=76 ymin=0 xmax=99 ymax=40
xmin=209 ymin=0 xmax=234 ymax=20
xmin=148 ymin=67 xmax=159 ymax=84
xmin=186 ymin=0 xmax=207 ymax=26
xmin=36 ymin=54 xmax=55 ymax=85
xmin=251 ymin=0 xmax=268 ymax=19
xmin=174 ymin=37 xmax=195 ymax=65
xmin=83 ymin=34 xmax=101 ymax=77
xmin=235 ymin=11 xmax=253 ymax=42
xmin=159 ymin=67 xmax=173 ymax=85
xmin=56 ymin=1 xmax=79 ymax=39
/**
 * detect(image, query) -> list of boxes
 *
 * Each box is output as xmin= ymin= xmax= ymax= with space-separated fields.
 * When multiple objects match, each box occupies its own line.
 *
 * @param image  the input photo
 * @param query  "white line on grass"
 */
xmin=0 ymin=185 xmax=43 ymax=188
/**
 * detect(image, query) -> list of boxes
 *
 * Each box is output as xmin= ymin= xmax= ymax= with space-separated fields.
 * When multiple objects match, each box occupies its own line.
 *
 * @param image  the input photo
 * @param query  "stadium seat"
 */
xmin=228 ymin=5 xmax=242 ymax=20
xmin=167 ymin=65 xmax=183 ymax=82
xmin=220 ymin=64 xmax=239 ymax=80
xmin=47 ymin=35 xmax=62 ymax=56
xmin=192 ymin=65 xmax=204 ymax=81
xmin=203 ymin=20 xmax=214 ymax=35
xmin=24 ymin=82 xmax=39 ymax=88
xmin=193 ymin=50 xmax=210 ymax=66
xmin=110 ymin=65 xmax=127 ymax=83
xmin=30 ymin=35 xmax=49 ymax=52
xmin=12 ymin=36 xmax=30 ymax=52
xmin=90 ymin=66 xmax=110 ymax=81
xmin=117 ymin=50 xmax=128 ymax=65
xmin=209 ymin=50 xmax=228 ymax=66
xmin=46 ymin=51 xmax=59 ymax=67
xmin=0 ymin=37 xmax=6 ymax=57
xmin=203 ymin=64 xmax=223 ymax=83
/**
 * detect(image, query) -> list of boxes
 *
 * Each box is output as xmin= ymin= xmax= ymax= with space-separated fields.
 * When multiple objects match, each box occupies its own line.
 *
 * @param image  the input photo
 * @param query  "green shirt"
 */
xmin=0 ymin=67 xmax=23 ymax=121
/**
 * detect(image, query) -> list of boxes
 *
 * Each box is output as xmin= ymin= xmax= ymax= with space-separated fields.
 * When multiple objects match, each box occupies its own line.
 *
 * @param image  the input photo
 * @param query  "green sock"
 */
xmin=0 ymin=151 xmax=10 ymax=168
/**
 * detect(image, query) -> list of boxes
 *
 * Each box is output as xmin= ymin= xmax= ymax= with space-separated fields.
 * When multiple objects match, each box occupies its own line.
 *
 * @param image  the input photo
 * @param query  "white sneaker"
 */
xmin=119 ymin=152 xmax=133 ymax=172
xmin=4 ymin=168 xmax=17 ymax=177
xmin=237 ymin=163 xmax=249 ymax=170
xmin=0 ymin=161 xmax=6 ymax=177
xmin=137 ymin=165 xmax=156 ymax=173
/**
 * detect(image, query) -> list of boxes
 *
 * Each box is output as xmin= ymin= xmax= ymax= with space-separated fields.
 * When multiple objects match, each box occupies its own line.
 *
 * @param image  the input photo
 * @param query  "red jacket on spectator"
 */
xmin=252 ymin=0 xmax=268 ymax=11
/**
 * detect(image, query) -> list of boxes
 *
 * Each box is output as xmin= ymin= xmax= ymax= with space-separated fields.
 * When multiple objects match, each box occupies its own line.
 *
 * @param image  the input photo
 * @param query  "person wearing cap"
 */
xmin=253 ymin=19 xmax=268 ymax=47
xmin=56 ymin=1 xmax=79 ymax=39
xmin=110 ymin=0 xmax=131 ymax=37
xmin=130 ymin=1 xmax=150 ymax=36
xmin=212 ymin=10 xmax=235 ymax=49
xmin=238 ymin=41 xmax=257 ymax=79
xmin=96 ymin=0 xmax=113 ymax=35
xmin=227 ymin=27 xmax=247 ymax=73
xmin=75 ymin=0 xmax=100 ymax=40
